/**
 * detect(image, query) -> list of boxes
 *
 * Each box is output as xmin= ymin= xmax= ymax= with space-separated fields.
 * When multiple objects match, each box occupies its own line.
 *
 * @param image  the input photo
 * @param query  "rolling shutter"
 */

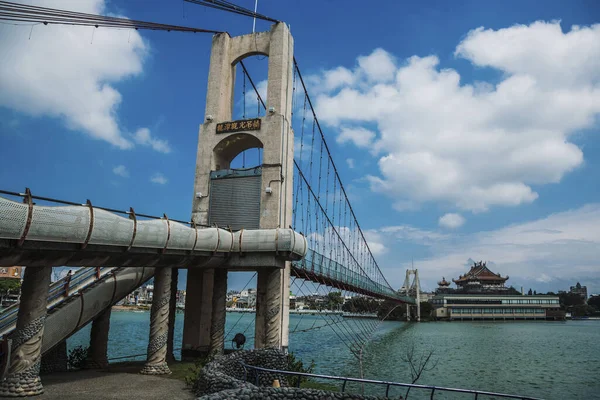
xmin=209 ymin=169 xmax=261 ymax=230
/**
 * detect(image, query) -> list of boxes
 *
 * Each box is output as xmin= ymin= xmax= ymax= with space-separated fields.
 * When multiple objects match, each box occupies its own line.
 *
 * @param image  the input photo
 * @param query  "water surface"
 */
xmin=67 ymin=312 xmax=600 ymax=399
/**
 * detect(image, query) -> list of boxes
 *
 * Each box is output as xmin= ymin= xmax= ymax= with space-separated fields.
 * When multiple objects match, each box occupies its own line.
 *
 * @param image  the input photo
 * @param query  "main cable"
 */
xmin=0 ymin=1 xmax=222 ymax=34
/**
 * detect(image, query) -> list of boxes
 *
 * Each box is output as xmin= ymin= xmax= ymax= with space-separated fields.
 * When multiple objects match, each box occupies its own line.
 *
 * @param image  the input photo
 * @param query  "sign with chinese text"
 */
xmin=216 ymin=118 xmax=261 ymax=134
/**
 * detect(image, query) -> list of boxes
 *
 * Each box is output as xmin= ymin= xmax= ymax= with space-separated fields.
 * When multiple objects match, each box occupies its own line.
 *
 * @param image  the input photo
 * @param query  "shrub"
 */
xmin=184 ymin=355 xmax=211 ymax=387
xmin=67 ymin=345 xmax=89 ymax=370
xmin=286 ymin=352 xmax=315 ymax=387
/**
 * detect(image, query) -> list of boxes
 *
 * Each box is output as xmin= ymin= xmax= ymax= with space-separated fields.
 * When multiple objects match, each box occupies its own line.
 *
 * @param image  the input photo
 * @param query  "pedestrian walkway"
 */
xmin=37 ymin=364 xmax=195 ymax=400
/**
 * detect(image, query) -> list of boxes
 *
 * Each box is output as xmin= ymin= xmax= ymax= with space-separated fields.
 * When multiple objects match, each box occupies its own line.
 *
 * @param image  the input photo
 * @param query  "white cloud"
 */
xmin=112 ymin=165 xmax=129 ymax=178
xmin=346 ymin=158 xmax=355 ymax=169
xmin=336 ymin=126 xmax=376 ymax=148
xmin=310 ymin=22 xmax=600 ymax=212
xmin=363 ymin=229 xmax=388 ymax=256
xmin=357 ymin=48 xmax=396 ymax=82
xmin=378 ymin=225 xmax=449 ymax=244
xmin=438 ymin=213 xmax=465 ymax=229
xmin=133 ymin=128 xmax=171 ymax=153
xmin=150 ymin=173 xmax=168 ymax=185
xmin=244 ymin=79 xmax=268 ymax=111
xmin=0 ymin=0 xmax=150 ymax=149
xmin=376 ymin=204 xmax=600 ymax=293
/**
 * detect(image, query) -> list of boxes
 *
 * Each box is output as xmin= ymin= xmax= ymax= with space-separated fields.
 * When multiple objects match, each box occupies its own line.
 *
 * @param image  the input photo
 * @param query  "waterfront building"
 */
xmin=569 ymin=282 xmax=588 ymax=300
xmin=0 ymin=266 xmax=22 ymax=279
xmin=432 ymin=262 xmax=562 ymax=320
xmin=0 ymin=266 xmax=22 ymax=307
xmin=419 ymin=292 xmax=436 ymax=302
xmin=452 ymin=261 xmax=511 ymax=293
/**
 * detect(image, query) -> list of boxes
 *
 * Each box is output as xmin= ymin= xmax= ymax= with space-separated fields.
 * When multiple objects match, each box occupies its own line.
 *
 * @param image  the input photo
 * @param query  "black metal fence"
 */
xmin=239 ymin=362 xmax=544 ymax=400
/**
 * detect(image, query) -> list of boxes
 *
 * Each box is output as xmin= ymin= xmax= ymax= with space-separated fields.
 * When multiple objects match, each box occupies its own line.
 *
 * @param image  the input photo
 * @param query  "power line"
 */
xmin=0 ymin=1 xmax=222 ymax=34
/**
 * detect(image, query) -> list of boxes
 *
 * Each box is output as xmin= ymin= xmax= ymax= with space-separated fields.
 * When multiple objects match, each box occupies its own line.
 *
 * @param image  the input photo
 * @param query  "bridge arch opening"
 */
xmin=213 ymin=132 xmax=263 ymax=170
xmin=230 ymin=53 xmax=268 ymax=168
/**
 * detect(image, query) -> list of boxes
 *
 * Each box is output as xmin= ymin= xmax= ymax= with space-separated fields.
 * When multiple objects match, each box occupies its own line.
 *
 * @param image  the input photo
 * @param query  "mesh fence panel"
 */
xmin=0 ymin=197 xmax=28 ymax=239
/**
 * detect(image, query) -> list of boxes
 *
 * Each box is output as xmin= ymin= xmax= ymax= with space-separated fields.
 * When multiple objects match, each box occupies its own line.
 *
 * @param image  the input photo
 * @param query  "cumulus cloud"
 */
xmin=133 ymin=128 xmax=172 ymax=153
xmin=346 ymin=158 xmax=355 ymax=169
xmin=112 ymin=165 xmax=129 ymax=178
xmin=336 ymin=126 xmax=376 ymax=148
xmin=363 ymin=229 xmax=388 ymax=256
xmin=311 ymin=21 xmax=600 ymax=212
xmin=0 ymin=0 xmax=172 ymax=151
xmin=375 ymin=204 xmax=600 ymax=293
xmin=439 ymin=213 xmax=465 ymax=229
xmin=150 ymin=173 xmax=168 ymax=185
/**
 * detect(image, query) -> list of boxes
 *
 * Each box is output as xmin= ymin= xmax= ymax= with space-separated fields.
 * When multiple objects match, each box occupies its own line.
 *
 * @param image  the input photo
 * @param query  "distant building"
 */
xmin=431 ymin=262 xmax=562 ymax=320
xmin=452 ymin=261 xmax=511 ymax=293
xmin=569 ymin=282 xmax=588 ymax=300
xmin=0 ymin=266 xmax=23 ymax=307
xmin=0 ymin=266 xmax=22 ymax=280
xmin=419 ymin=292 xmax=436 ymax=302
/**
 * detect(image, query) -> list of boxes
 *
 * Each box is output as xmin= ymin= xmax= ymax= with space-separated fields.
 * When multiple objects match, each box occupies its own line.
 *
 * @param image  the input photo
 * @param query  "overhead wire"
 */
xmin=0 ymin=1 xmax=222 ymax=34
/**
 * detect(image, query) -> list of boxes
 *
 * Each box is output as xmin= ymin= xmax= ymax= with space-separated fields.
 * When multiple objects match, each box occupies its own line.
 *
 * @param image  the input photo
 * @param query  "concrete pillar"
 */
xmin=140 ymin=268 xmax=171 ymax=375
xmin=166 ymin=268 xmax=178 ymax=363
xmin=83 ymin=308 xmax=111 ymax=369
xmin=254 ymin=267 xmax=284 ymax=349
xmin=0 ymin=266 xmax=52 ymax=397
xmin=209 ymin=269 xmax=227 ymax=356
xmin=182 ymin=269 xmax=213 ymax=360
xmin=281 ymin=263 xmax=290 ymax=352
xmin=406 ymin=304 xmax=411 ymax=322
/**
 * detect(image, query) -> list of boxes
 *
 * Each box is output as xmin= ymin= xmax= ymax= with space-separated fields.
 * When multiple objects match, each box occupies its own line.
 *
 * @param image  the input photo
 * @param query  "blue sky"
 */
xmin=1 ymin=0 xmax=599 ymax=294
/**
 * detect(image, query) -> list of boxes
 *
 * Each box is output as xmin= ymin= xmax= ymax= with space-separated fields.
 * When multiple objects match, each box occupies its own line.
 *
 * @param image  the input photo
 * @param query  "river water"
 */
xmin=67 ymin=311 xmax=600 ymax=400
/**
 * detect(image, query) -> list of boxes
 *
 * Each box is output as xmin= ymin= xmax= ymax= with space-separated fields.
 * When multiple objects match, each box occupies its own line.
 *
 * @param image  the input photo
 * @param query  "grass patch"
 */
xmin=165 ymin=362 xmax=197 ymax=382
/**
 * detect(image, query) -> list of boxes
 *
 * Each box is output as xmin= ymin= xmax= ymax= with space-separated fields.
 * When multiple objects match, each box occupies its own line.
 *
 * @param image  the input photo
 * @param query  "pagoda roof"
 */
xmin=438 ymin=277 xmax=451 ymax=286
xmin=452 ymin=261 xmax=508 ymax=283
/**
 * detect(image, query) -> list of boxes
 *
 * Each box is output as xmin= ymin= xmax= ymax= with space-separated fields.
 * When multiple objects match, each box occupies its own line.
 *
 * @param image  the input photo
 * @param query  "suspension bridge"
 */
xmin=0 ymin=1 xmax=426 ymax=397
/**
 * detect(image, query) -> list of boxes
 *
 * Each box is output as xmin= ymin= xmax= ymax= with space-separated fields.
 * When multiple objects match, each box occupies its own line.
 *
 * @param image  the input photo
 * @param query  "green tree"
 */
xmin=326 ymin=291 xmax=343 ymax=310
xmin=342 ymin=297 xmax=378 ymax=313
xmin=420 ymin=302 xmax=433 ymax=317
xmin=0 ymin=279 xmax=21 ymax=301
xmin=559 ymin=292 xmax=585 ymax=309
xmin=588 ymin=295 xmax=600 ymax=309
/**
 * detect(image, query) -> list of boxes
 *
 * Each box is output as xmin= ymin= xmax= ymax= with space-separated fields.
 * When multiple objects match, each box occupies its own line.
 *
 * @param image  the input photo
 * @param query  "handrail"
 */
xmin=0 ymin=267 xmax=118 ymax=337
xmin=238 ymin=362 xmax=544 ymax=400
xmin=293 ymin=249 xmax=411 ymax=303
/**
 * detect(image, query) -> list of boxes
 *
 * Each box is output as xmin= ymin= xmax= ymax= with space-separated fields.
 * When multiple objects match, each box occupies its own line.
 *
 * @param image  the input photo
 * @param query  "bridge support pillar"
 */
xmin=140 ymin=267 xmax=171 ymax=375
xmin=255 ymin=266 xmax=289 ymax=350
xmin=209 ymin=269 xmax=227 ymax=356
xmin=0 ymin=266 xmax=52 ymax=397
xmin=84 ymin=307 xmax=111 ymax=369
xmin=182 ymin=269 xmax=213 ymax=360
xmin=167 ymin=267 xmax=178 ymax=363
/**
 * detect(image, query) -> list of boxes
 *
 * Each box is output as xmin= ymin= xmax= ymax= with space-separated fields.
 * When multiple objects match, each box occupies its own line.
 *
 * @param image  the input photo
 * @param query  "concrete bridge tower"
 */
xmin=182 ymin=22 xmax=295 ymax=357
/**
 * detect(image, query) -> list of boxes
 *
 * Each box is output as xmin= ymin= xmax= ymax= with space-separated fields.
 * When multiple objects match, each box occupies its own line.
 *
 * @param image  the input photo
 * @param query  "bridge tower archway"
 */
xmin=183 ymin=22 xmax=295 ymax=358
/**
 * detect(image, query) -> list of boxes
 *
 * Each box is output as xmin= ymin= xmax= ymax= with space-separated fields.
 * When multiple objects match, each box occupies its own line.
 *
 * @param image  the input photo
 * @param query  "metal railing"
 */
xmin=0 ymin=267 xmax=118 ymax=337
xmin=238 ymin=362 xmax=544 ymax=400
xmin=293 ymin=249 xmax=414 ymax=303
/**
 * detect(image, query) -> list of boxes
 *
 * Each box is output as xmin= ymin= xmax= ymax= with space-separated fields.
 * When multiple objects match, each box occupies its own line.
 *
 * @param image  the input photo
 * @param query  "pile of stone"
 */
xmin=194 ymin=349 xmax=388 ymax=400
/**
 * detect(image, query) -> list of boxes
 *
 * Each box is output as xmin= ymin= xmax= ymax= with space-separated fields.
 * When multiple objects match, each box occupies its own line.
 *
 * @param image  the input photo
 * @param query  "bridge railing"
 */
xmin=239 ymin=362 xmax=543 ymax=400
xmin=0 ymin=267 xmax=117 ymax=337
xmin=295 ymin=249 xmax=408 ymax=301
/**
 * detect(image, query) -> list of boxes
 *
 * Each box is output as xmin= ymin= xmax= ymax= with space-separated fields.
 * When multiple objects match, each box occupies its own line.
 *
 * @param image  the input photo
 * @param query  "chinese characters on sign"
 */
xmin=216 ymin=118 xmax=261 ymax=134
